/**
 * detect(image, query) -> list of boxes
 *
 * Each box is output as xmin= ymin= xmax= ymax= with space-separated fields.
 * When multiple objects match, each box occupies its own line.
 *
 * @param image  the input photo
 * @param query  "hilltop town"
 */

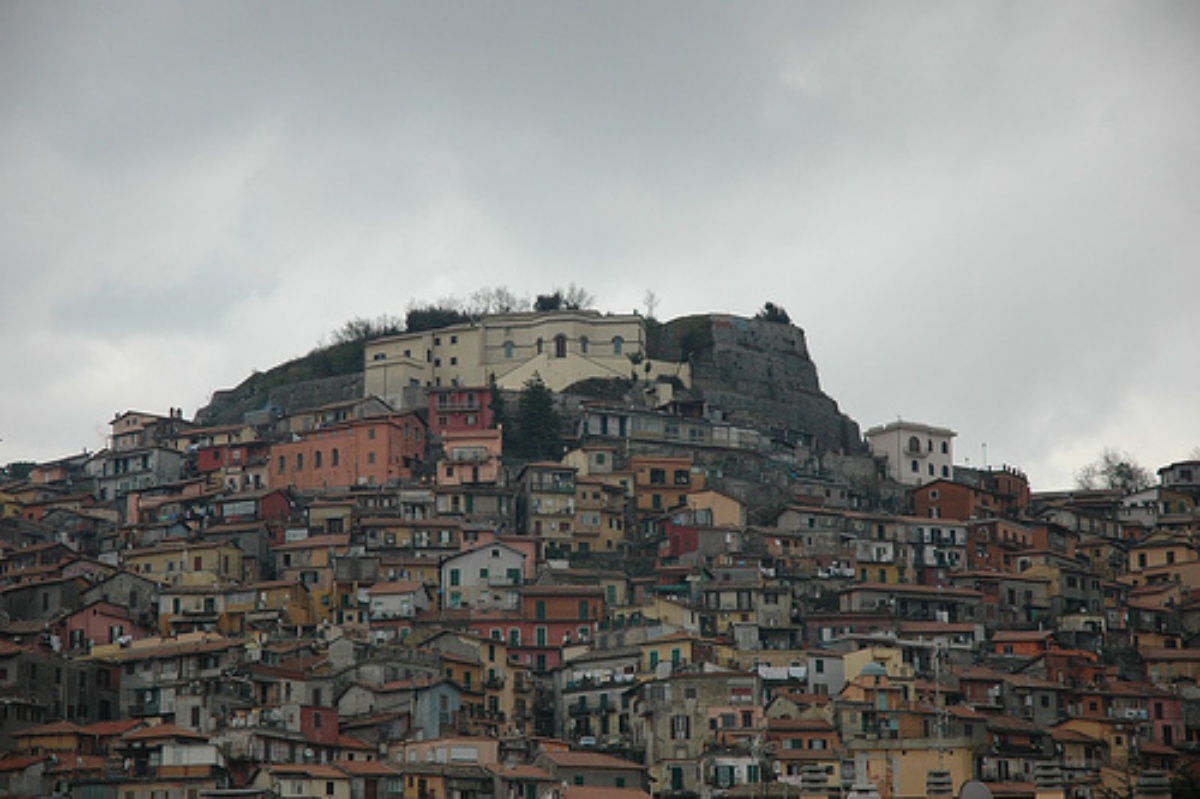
xmin=0 ymin=306 xmax=1196 ymax=799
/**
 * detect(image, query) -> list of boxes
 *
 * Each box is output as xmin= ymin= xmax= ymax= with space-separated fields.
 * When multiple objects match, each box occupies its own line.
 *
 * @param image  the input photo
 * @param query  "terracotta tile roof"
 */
xmin=336 ymin=760 xmax=398 ymax=776
xmin=123 ymin=723 xmax=209 ymax=742
xmin=260 ymin=763 xmax=349 ymax=779
xmin=81 ymin=719 xmax=145 ymax=737
xmin=539 ymin=750 xmax=644 ymax=770
xmin=564 ymin=788 xmax=651 ymax=799
xmin=47 ymin=754 xmax=107 ymax=774
xmin=337 ymin=734 xmax=374 ymax=751
xmin=272 ymin=534 xmax=351 ymax=551
xmin=486 ymin=763 xmax=557 ymax=781
xmin=14 ymin=720 xmax=85 ymax=737
xmin=368 ymin=581 xmax=425 ymax=595
xmin=0 ymin=755 xmax=50 ymax=773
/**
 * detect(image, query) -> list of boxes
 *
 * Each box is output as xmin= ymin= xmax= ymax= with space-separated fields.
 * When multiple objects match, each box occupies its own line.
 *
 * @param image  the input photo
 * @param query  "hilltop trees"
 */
xmin=534 ymin=284 xmax=595 ymax=312
xmin=1075 ymin=448 xmax=1152 ymax=493
xmin=755 ymin=302 xmax=792 ymax=325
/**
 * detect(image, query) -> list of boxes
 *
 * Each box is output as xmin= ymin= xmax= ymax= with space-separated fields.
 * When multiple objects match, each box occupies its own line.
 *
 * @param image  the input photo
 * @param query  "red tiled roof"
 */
xmin=539 ymin=750 xmax=643 ymax=770
xmin=0 ymin=755 xmax=49 ymax=773
xmin=14 ymin=720 xmax=85 ymax=737
xmin=337 ymin=760 xmax=398 ymax=776
xmin=123 ymin=723 xmax=208 ymax=742
xmin=565 ymin=788 xmax=651 ymax=799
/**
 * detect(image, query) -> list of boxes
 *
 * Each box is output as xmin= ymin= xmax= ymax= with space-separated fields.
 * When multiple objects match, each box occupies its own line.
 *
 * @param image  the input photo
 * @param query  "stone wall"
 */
xmin=662 ymin=315 xmax=865 ymax=455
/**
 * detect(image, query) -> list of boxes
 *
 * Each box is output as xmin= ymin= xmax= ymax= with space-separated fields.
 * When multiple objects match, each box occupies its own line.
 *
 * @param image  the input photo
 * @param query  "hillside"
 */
xmin=197 ymin=312 xmax=865 ymax=457
xmin=194 ymin=339 xmax=367 ymax=426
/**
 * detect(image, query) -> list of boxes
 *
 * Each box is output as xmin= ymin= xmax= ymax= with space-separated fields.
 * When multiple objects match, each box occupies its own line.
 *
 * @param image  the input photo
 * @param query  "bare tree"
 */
xmin=644 ymin=290 xmax=660 ymax=320
xmin=1075 ymin=448 xmax=1152 ymax=493
xmin=561 ymin=283 xmax=595 ymax=310
xmin=466 ymin=286 xmax=528 ymax=316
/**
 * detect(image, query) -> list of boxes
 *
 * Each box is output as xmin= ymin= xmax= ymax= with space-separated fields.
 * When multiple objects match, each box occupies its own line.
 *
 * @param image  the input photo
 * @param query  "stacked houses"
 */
xmin=0 ymin=309 xmax=1196 ymax=799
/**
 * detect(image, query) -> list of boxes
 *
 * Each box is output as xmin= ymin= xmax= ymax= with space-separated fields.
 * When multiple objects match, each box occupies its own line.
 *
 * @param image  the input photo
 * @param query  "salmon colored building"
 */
xmin=271 ymin=413 xmax=426 ymax=491
xmin=437 ymin=429 xmax=502 ymax=487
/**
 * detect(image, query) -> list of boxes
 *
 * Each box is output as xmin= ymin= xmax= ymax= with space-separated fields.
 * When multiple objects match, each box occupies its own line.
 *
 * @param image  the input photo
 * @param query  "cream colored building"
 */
xmin=364 ymin=310 xmax=688 ymax=405
xmin=864 ymin=420 xmax=956 ymax=486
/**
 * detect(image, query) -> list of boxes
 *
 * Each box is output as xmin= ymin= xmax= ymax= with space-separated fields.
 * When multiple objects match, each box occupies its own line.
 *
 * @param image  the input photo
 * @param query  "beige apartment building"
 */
xmin=364 ymin=310 xmax=688 ymax=405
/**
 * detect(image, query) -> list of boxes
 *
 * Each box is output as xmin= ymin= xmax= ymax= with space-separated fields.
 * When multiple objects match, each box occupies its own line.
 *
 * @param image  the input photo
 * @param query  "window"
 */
xmin=332 ymin=448 xmax=339 ymax=467
xmin=672 ymin=714 xmax=690 ymax=739
xmin=911 ymin=460 xmax=919 ymax=473
xmin=612 ymin=336 xmax=623 ymax=355
xmin=503 ymin=341 xmax=514 ymax=359
xmin=555 ymin=334 xmax=567 ymax=358
xmin=649 ymin=468 xmax=666 ymax=485
xmin=278 ymin=456 xmax=285 ymax=474
xmin=368 ymin=452 xmax=376 ymax=465
xmin=579 ymin=600 xmax=589 ymax=620
xmin=536 ymin=338 xmax=544 ymax=355
xmin=536 ymin=600 xmax=546 ymax=620
xmin=314 ymin=451 xmax=322 ymax=468
xmin=296 ymin=453 xmax=304 ymax=470
xmin=941 ymin=441 xmax=948 ymax=454
xmin=580 ymin=336 xmax=589 ymax=354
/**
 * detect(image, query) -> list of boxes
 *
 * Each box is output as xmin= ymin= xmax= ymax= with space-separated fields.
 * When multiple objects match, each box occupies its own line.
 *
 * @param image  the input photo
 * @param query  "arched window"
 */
xmin=536 ymin=338 xmax=543 ymax=355
xmin=612 ymin=336 xmax=624 ymax=355
xmin=907 ymin=436 xmax=921 ymax=454
xmin=580 ymin=336 xmax=589 ymax=354
xmin=503 ymin=341 xmax=514 ymax=359
xmin=554 ymin=334 xmax=567 ymax=358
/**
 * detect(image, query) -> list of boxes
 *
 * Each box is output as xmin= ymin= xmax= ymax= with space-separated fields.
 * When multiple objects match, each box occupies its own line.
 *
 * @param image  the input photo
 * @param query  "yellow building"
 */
xmin=1128 ymin=532 xmax=1197 ymax=573
xmin=843 ymin=647 xmax=913 ymax=683
xmin=158 ymin=580 xmax=315 ymax=634
xmin=122 ymin=540 xmax=244 ymax=585
xmin=844 ymin=738 xmax=975 ymax=799
xmin=274 ymin=534 xmax=351 ymax=619
xmin=684 ymin=489 xmax=746 ymax=528
xmin=574 ymin=476 xmax=628 ymax=554
xmin=364 ymin=310 xmax=687 ymax=405
xmin=638 ymin=632 xmax=706 ymax=673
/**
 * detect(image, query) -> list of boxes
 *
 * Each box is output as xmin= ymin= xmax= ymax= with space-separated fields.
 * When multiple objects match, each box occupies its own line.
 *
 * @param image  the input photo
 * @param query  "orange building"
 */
xmin=629 ymin=455 xmax=704 ymax=515
xmin=271 ymin=413 xmax=426 ymax=491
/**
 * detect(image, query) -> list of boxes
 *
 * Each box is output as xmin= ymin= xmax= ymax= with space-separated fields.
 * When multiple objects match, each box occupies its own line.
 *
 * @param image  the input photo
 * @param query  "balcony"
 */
xmin=128 ymin=699 xmax=161 ymax=717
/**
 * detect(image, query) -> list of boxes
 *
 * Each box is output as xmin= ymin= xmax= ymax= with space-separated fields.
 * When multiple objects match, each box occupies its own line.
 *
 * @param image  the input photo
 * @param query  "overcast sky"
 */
xmin=2 ymin=2 xmax=1197 ymax=490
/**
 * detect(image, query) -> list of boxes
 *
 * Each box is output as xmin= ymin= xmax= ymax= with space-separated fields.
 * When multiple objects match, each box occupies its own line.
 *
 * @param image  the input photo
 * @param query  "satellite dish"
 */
xmin=960 ymin=781 xmax=994 ymax=799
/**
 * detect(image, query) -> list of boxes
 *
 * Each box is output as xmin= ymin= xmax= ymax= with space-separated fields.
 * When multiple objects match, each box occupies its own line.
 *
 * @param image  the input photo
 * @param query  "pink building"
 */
xmin=56 ymin=600 xmax=152 ymax=656
xmin=428 ymin=386 xmax=495 ymax=436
